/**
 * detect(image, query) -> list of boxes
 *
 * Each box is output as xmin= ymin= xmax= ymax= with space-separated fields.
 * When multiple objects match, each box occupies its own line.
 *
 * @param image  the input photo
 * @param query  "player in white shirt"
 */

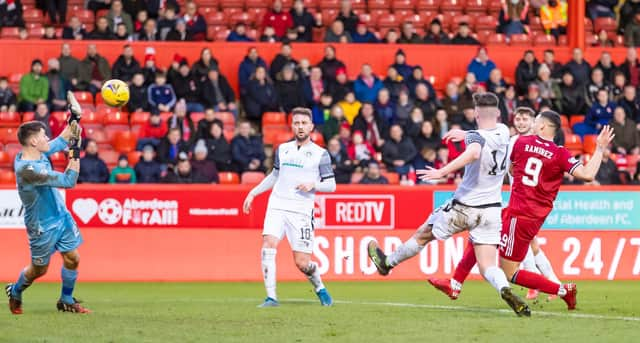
xmin=428 ymin=107 xmax=562 ymax=301
xmin=243 ymin=108 xmax=336 ymax=308
xmin=367 ymin=93 xmax=530 ymax=316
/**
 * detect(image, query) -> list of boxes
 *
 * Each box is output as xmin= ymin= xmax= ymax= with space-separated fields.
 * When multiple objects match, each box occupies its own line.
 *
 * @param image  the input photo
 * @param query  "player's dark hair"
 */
xmin=17 ymin=121 xmax=46 ymax=146
xmin=513 ymin=107 xmax=535 ymax=118
xmin=539 ymin=110 xmax=561 ymax=132
xmin=473 ymin=92 xmax=499 ymax=108
xmin=291 ymin=107 xmax=312 ymax=119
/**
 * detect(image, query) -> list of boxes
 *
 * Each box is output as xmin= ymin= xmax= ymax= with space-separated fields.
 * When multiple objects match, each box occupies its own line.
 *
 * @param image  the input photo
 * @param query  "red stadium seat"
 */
xmin=86 ymin=127 xmax=108 ymax=144
xmin=564 ymin=134 xmax=583 ymax=156
xmin=394 ymin=9 xmax=416 ymax=19
xmin=130 ymin=112 xmax=150 ymax=126
xmin=320 ymin=8 xmax=339 ymax=25
xmin=127 ymin=151 xmax=142 ymax=166
xmin=0 ymin=112 xmax=21 ymax=127
xmin=27 ymin=26 xmax=44 ymax=39
xmin=214 ymin=112 xmax=236 ymax=128
xmin=319 ymin=0 xmax=340 ymax=9
xmin=368 ymin=0 xmax=391 ymax=9
xmin=416 ymin=0 xmax=440 ymax=11
xmin=377 ymin=13 xmax=401 ymax=28
xmin=190 ymin=112 xmax=205 ymax=123
xmin=465 ymin=0 xmax=488 ymax=13
xmin=246 ymin=0 xmax=269 ymax=8
xmin=392 ymin=0 xmax=416 ymax=10
xmin=381 ymin=171 xmax=400 ymax=184
xmin=509 ymin=33 xmax=531 ymax=46
xmin=207 ymin=25 xmax=227 ymax=41
xmin=103 ymin=111 xmax=129 ymax=126
xmin=569 ymin=115 xmax=586 ymax=128
xmin=263 ymin=126 xmax=289 ymax=145
xmin=219 ymin=172 xmax=240 ymax=184
xmin=49 ymin=151 xmax=68 ymax=170
xmin=100 ymin=150 xmax=120 ymax=169
xmin=474 ymin=15 xmax=497 ymax=31
xmin=488 ymin=0 xmax=502 ymax=15
xmin=0 ymin=168 xmax=16 ymax=184
xmin=229 ymin=12 xmax=256 ymax=26
xmin=241 ymin=171 xmax=266 ymax=185
xmin=51 ymin=111 xmax=68 ymax=124
xmin=529 ymin=16 xmax=544 ymax=33
xmin=560 ymin=115 xmax=569 ymax=128
xmin=0 ymin=151 xmax=11 ymax=168
xmin=440 ymin=0 xmax=466 ymax=13
xmin=72 ymin=9 xmax=94 ymax=24
xmin=594 ymin=17 xmax=617 ymax=33
xmin=262 ymin=112 xmax=287 ymax=127
xmin=112 ymin=131 xmax=138 ymax=153
xmin=557 ymin=34 xmax=568 ymax=46
xmin=1 ymin=27 xmax=21 ymax=39
xmin=196 ymin=0 xmax=219 ymax=7
xmin=583 ymin=135 xmax=598 ymax=154
xmin=81 ymin=110 xmax=103 ymax=126
xmin=219 ymin=0 xmax=244 ymax=8
xmin=0 ymin=127 xmax=19 ymax=144
xmin=310 ymin=131 xmax=325 ymax=147
xmin=246 ymin=8 xmax=268 ymax=22
xmin=274 ymin=130 xmax=294 ymax=147
xmin=534 ymin=34 xmax=556 ymax=47
xmin=215 ymin=29 xmax=231 ymax=42
xmin=222 ymin=8 xmax=244 ymax=19
xmin=450 ymin=14 xmax=475 ymax=31
xmin=73 ymin=91 xmax=93 ymax=105
xmin=351 ymin=0 xmax=366 ymax=9
xmin=584 ymin=17 xmax=594 ymax=33
xmin=23 ymin=8 xmax=43 ymax=23
xmin=205 ymin=12 xmax=226 ymax=26
xmin=486 ymin=33 xmax=507 ymax=45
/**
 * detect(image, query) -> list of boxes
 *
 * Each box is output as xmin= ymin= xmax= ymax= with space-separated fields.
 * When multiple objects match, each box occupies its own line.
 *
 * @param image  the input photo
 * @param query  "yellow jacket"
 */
xmin=540 ymin=2 xmax=568 ymax=31
xmin=338 ymin=100 xmax=362 ymax=125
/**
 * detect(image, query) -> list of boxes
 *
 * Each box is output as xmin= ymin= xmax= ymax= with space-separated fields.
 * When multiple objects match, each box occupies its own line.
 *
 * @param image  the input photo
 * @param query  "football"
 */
xmin=101 ymin=79 xmax=130 ymax=107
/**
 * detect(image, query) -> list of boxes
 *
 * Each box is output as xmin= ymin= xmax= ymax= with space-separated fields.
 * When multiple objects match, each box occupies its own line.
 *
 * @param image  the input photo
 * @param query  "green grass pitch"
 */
xmin=1 ymin=281 xmax=638 ymax=342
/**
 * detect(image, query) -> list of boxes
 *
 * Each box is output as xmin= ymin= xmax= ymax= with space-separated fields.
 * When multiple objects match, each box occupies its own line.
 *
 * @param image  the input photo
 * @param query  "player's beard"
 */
xmin=295 ymin=132 xmax=310 ymax=142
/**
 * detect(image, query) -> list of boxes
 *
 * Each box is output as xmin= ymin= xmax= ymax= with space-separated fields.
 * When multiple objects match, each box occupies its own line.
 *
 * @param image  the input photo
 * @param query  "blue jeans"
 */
xmin=186 ymin=102 xmax=205 ymax=113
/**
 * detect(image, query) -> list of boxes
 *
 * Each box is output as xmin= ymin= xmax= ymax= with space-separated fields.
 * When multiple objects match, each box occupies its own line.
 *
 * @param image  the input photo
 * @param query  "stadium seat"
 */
xmin=440 ymin=0 xmax=466 ymax=13
xmin=393 ymin=9 xmax=415 ymax=19
xmin=351 ymin=0 xmax=367 ymax=9
xmin=350 ymin=172 xmax=364 ymax=183
xmin=0 ymin=112 xmax=21 ymax=127
xmin=1 ymin=27 xmax=21 ymax=39
xmin=488 ymin=0 xmax=501 ymax=15
xmin=49 ymin=151 xmax=68 ymax=170
xmin=218 ymin=171 xmax=240 ymax=184
xmin=377 ymin=13 xmax=401 ymax=28
xmin=450 ymin=15 xmax=474 ymax=31
xmin=241 ymin=171 xmax=266 ymax=185
xmin=72 ymin=9 xmax=94 ymax=24
xmin=560 ymin=115 xmax=569 ymax=128
xmin=196 ymin=0 xmax=219 ymax=7
xmin=0 ymin=151 xmax=11 ymax=168
xmin=274 ymin=130 xmax=294 ymax=147
xmin=85 ymin=127 xmax=108 ymax=144
xmin=81 ymin=110 xmax=103 ymax=126
xmin=392 ymin=0 xmax=416 ymax=11
xmin=219 ymin=0 xmax=244 ymax=8
xmin=215 ymin=29 xmax=231 ymax=42
xmin=529 ymin=16 xmax=544 ymax=33
xmin=263 ymin=126 xmax=289 ymax=145
xmin=190 ymin=112 xmax=205 ymax=124
xmin=474 ymin=15 xmax=497 ymax=31
xmin=101 ymin=150 xmax=120 ymax=169
xmin=368 ymin=0 xmax=391 ymax=9
xmin=246 ymin=0 xmax=269 ymax=8
xmin=207 ymin=25 xmax=227 ymax=41
xmin=310 ymin=131 xmax=325 ymax=146
xmin=564 ymin=134 xmax=583 ymax=156
xmin=73 ymin=91 xmax=93 ymax=106
xmin=465 ymin=0 xmax=488 ymax=13
xmin=0 ymin=127 xmax=19 ymax=144
xmin=381 ymin=171 xmax=400 ymax=184
xmin=486 ymin=33 xmax=507 ymax=45
xmin=22 ymin=8 xmax=43 ymax=23
xmin=27 ymin=26 xmax=44 ymax=39
xmin=229 ymin=12 xmax=256 ymax=26
xmin=112 ymin=131 xmax=138 ymax=153
xmin=222 ymin=8 xmax=244 ymax=18
xmin=416 ymin=0 xmax=441 ymax=11
xmin=534 ymin=34 xmax=556 ymax=47
xmin=569 ymin=115 xmax=585 ymax=128
xmin=0 ymin=168 xmax=16 ymax=184
xmin=50 ymin=111 xmax=68 ymax=124
xmin=262 ymin=112 xmax=287 ymax=127
xmin=583 ymin=135 xmax=598 ymax=154
xmin=214 ymin=112 xmax=235 ymax=128
xmin=103 ymin=111 xmax=129 ymax=126
xmin=104 ymin=126 xmax=129 ymax=144
xmin=320 ymin=9 xmax=339 ymax=25
xmin=594 ymin=17 xmax=617 ymax=33
xmin=319 ymin=0 xmax=341 ymax=9
xmin=130 ymin=112 xmax=151 ymax=126
xmin=557 ymin=35 xmax=568 ymax=46
xmin=246 ymin=8 xmax=268 ymax=22
xmin=223 ymin=129 xmax=235 ymax=142
xmin=127 ymin=151 xmax=142 ymax=166
xmin=205 ymin=12 xmax=226 ymax=26
xmin=509 ymin=33 xmax=531 ymax=46
xmin=159 ymin=112 xmax=173 ymax=123
xmin=4 ymin=143 xmax=20 ymax=160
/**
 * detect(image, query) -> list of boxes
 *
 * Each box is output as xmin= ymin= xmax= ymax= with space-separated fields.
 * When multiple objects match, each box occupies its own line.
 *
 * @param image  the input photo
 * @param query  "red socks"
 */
xmin=513 ymin=270 xmax=561 ymax=295
xmin=452 ymin=243 xmax=476 ymax=285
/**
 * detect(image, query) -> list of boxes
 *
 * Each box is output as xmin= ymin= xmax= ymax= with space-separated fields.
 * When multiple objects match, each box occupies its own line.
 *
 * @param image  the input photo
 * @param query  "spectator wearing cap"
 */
xmin=107 ymin=0 xmax=134 ymax=35
xmin=359 ymin=162 xmax=389 ymax=185
xmin=610 ymin=106 xmax=640 ymax=156
xmin=165 ymin=17 xmax=193 ymax=41
xmin=78 ymin=44 xmax=111 ymax=96
xmin=290 ymin=0 xmax=315 ymax=42
xmin=18 ymin=59 xmax=49 ymax=112
xmin=191 ymin=140 xmax=219 ymax=183
xmin=157 ymin=127 xmax=191 ymax=166
xmin=201 ymin=68 xmax=237 ymax=116
xmin=128 ymin=73 xmax=149 ymax=112
xmin=398 ymin=21 xmax=422 ymax=44
xmin=318 ymin=45 xmax=346 ymax=84
xmin=354 ymin=64 xmax=384 ymax=103
xmin=142 ymin=48 xmax=158 ymax=86
xmin=352 ymin=102 xmax=387 ymax=149
xmin=137 ymin=113 xmax=166 ymax=149
xmin=238 ymin=47 xmax=268 ymax=95
xmin=227 ymin=23 xmax=254 ymax=42
xmin=148 ymin=71 xmax=177 ymax=114
xmin=391 ymin=49 xmax=414 ymax=81
xmin=79 ymin=140 xmax=110 ymax=184
xmin=325 ymin=20 xmax=352 ymax=43
xmin=564 ymin=48 xmax=591 ymax=88
xmin=244 ymin=66 xmax=279 ymax=126
xmin=62 ymin=16 xmax=87 ymax=40
xmin=162 ymin=152 xmax=209 ymax=183
xmin=270 ymin=43 xmax=298 ymax=81
xmin=352 ymin=21 xmax=378 ymax=43
xmin=112 ymin=45 xmax=142 ymax=83
xmin=262 ymin=0 xmax=293 ymax=39
xmin=451 ymin=22 xmax=480 ymax=45
xmin=87 ymin=16 xmax=117 ymax=40
xmin=498 ymin=0 xmax=529 ymax=37
xmin=467 ymin=46 xmax=496 ymax=83
xmin=0 ymin=77 xmax=17 ymax=112
xmin=515 ymin=50 xmax=540 ymax=96
xmin=275 ymin=63 xmax=305 ymax=114
xmin=574 ymin=88 xmax=616 ymax=137
xmin=327 ymin=137 xmax=354 ymax=184
xmin=182 ymin=1 xmax=206 ymax=41
xmin=109 ymin=154 xmax=137 ymax=184
xmin=135 ymin=145 xmax=163 ymax=183
xmin=192 ymin=48 xmax=220 ymax=83
xmin=204 ymin=119 xmax=234 ymax=172
xmin=231 ymin=120 xmax=266 ymax=173
xmin=171 ymin=61 xmax=204 ymax=114
xmin=303 ymin=67 xmax=326 ymax=107
xmin=336 ymin=0 xmax=359 ymax=34
xmin=424 ymin=19 xmax=450 ymax=44
xmin=327 ymin=67 xmax=352 ymax=103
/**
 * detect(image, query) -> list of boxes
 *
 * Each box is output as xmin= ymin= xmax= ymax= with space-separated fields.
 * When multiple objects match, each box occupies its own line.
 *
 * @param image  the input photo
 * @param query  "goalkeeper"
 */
xmin=5 ymin=92 xmax=90 ymax=314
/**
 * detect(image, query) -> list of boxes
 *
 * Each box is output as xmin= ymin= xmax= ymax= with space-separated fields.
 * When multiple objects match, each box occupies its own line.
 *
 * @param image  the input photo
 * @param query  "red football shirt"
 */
xmin=508 ymin=135 xmax=581 ymax=220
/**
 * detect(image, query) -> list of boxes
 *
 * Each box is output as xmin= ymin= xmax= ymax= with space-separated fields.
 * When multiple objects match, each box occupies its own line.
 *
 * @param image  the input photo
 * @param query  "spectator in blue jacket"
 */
xmin=354 ymin=64 xmax=384 ymax=103
xmin=239 ymin=47 xmax=268 ymax=95
xmin=148 ymin=71 xmax=177 ymax=114
xmin=135 ymin=144 xmax=163 ymax=183
xmin=390 ymin=49 xmax=413 ymax=81
xmin=574 ymin=88 xmax=616 ymax=137
xmin=352 ymin=21 xmax=378 ymax=43
xmin=78 ymin=139 xmax=110 ymax=183
xmin=467 ymin=46 xmax=497 ymax=83
xmin=231 ymin=120 xmax=266 ymax=173
xmin=227 ymin=23 xmax=255 ymax=42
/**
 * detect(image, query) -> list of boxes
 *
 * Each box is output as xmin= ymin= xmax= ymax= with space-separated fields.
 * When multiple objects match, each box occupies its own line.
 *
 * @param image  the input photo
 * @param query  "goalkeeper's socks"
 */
xmin=60 ymin=267 xmax=78 ymax=304
xmin=12 ymin=268 xmax=33 ymax=301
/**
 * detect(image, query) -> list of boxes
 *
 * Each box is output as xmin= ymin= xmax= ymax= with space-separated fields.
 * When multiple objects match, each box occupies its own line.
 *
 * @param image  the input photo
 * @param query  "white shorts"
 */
xmin=263 ymin=208 xmax=314 ymax=254
xmin=426 ymin=199 xmax=502 ymax=245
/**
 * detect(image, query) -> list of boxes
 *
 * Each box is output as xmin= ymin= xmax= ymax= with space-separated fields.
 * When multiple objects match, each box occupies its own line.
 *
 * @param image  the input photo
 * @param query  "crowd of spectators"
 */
xmin=1 ymin=1 xmax=640 ymax=186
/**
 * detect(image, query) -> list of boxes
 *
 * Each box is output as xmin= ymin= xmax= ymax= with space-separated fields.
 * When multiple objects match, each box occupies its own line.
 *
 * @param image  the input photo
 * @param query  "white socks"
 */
xmin=261 ymin=248 xmax=277 ymax=300
xmin=387 ymin=238 xmax=424 ymax=267
xmin=521 ymin=248 xmax=538 ymax=273
xmin=450 ymin=279 xmax=463 ymax=292
xmin=483 ymin=266 xmax=511 ymax=293
xmin=534 ymin=251 xmax=561 ymax=284
xmin=303 ymin=261 xmax=325 ymax=292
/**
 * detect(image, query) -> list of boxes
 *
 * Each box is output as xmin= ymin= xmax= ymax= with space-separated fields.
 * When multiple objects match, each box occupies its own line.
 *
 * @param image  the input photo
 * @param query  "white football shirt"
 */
xmin=453 ymin=123 xmax=510 ymax=206
xmin=267 ymin=140 xmax=334 ymax=215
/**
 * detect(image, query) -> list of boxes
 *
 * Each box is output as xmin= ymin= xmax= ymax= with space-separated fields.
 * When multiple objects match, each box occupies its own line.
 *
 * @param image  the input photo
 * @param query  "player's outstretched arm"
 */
xmin=17 ymin=160 xmax=79 ymax=188
xmin=572 ymin=125 xmax=615 ymax=182
xmin=417 ymin=142 xmax=482 ymax=181
xmin=243 ymin=169 xmax=279 ymax=214
xmin=46 ymin=121 xmax=82 ymax=156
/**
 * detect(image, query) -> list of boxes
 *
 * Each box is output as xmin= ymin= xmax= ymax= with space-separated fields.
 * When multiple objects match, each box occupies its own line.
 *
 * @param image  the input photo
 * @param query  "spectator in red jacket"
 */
xmin=262 ymin=0 xmax=293 ymax=39
xmin=137 ymin=114 xmax=167 ymax=149
xmin=347 ymin=130 xmax=376 ymax=168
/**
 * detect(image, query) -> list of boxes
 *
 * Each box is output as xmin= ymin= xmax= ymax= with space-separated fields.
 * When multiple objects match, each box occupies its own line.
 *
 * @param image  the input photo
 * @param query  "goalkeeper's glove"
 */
xmin=66 ymin=90 xmax=82 ymax=124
